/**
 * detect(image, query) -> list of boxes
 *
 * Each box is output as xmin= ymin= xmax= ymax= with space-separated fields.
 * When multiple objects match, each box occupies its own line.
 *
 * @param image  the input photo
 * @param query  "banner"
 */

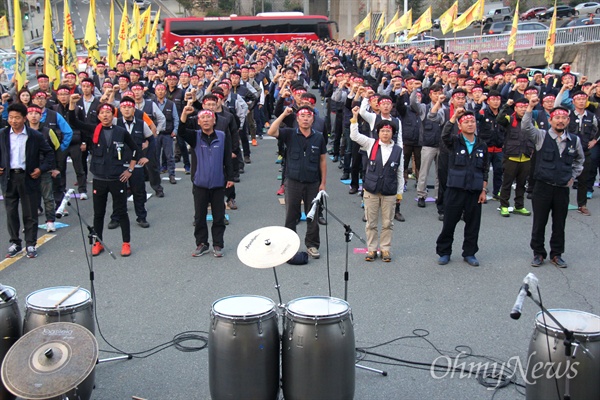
xmin=354 ymin=12 xmax=372 ymax=37
xmin=43 ymin=0 xmax=60 ymax=88
xmin=453 ymin=0 xmax=484 ymax=33
xmin=84 ymin=0 xmax=101 ymax=65
xmin=63 ymin=0 xmax=78 ymax=72
xmin=108 ymin=0 xmax=117 ymax=67
xmin=439 ymin=1 xmax=458 ymax=35
xmin=12 ymin=0 xmax=27 ymax=89
xmin=507 ymin=0 xmax=519 ymax=55
xmin=407 ymin=7 xmax=432 ymax=40
xmin=544 ymin=0 xmax=557 ymax=65
xmin=146 ymin=8 xmax=161 ymax=54
xmin=381 ymin=10 xmax=399 ymax=42
xmin=118 ymin=0 xmax=130 ymax=59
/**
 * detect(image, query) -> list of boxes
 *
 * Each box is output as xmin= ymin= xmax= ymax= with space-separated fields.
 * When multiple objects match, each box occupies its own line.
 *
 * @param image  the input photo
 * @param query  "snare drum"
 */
xmin=23 ymin=286 xmax=94 ymax=335
xmin=22 ymin=287 xmax=95 ymax=400
xmin=282 ymin=296 xmax=355 ymax=400
xmin=526 ymin=309 xmax=600 ymax=400
xmin=0 ymin=286 xmax=20 ymax=400
xmin=209 ymin=295 xmax=280 ymax=400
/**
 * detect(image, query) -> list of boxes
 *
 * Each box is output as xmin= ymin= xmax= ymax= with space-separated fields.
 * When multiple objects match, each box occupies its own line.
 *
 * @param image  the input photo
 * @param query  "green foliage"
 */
xmin=396 ymin=0 xmax=425 ymax=15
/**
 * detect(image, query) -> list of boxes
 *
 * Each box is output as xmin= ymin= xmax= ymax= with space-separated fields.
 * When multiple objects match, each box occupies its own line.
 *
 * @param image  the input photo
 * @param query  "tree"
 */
xmin=396 ymin=0 xmax=424 ymax=16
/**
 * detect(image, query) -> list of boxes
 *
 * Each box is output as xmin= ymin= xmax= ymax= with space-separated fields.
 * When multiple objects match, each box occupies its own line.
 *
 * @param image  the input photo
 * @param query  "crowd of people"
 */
xmin=0 ymin=37 xmax=598 ymax=266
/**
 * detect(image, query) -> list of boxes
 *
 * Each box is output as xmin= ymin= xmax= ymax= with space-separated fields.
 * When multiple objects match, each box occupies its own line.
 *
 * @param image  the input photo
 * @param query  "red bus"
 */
xmin=161 ymin=13 xmax=337 ymax=49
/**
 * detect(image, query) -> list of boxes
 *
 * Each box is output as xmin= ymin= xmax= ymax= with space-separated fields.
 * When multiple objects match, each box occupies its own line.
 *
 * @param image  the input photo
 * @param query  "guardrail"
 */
xmin=443 ymin=24 xmax=600 ymax=53
xmin=381 ymin=24 xmax=600 ymax=54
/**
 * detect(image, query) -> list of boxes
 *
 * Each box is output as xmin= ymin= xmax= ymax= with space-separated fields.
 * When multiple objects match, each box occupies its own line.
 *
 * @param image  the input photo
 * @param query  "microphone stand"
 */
xmin=320 ymin=198 xmax=386 ymax=377
xmin=68 ymin=198 xmax=132 ymax=365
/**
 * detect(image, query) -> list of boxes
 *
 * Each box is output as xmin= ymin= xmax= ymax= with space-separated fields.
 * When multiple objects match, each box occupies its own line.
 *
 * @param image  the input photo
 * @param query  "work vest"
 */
xmin=534 ymin=132 xmax=579 ymax=187
xmin=362 ymin=140 xmax=403 ymax=196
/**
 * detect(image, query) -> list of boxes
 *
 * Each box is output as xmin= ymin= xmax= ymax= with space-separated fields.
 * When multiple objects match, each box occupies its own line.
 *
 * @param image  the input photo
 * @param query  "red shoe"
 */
xmin=121 ymin=242 xmax=131 ymax=257
xmin=252 ymin=139 xmax=258 ymax=146
xmin=276 ymin=185 xmax=285 ymax=196
xmin=92 ymin=242 xmax=104 ymax=256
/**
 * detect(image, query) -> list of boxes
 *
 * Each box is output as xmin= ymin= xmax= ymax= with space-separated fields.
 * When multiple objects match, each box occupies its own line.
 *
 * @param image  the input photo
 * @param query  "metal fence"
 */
xmin=380 ymin=24 xmax=600 ymax=54
xmin=443 ymin=24 xmax=600 ymax=53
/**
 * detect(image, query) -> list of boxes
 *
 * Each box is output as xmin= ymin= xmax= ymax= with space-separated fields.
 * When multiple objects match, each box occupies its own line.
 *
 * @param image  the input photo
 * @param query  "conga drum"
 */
xmin=0 ymin=286 xmax=20 ymax=400
xmin=282 ymin=296 xmax=355 ymax=400
xmin=526 ymin=309 xmax=600 ymax=400
xmin=209 ymin=295 xmax=280 ymax=400
xmin=22 ymin=287 xmax=95 ymax=400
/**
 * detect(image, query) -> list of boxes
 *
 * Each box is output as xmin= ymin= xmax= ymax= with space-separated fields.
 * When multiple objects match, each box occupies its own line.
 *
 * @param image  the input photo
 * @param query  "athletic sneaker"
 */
xmin=213 ymin=246 xmax=224 ymax=257
xmin=513 ymin=207 xmax=531 ymax=216
xmin=92 ymin=242 xmax=104 ymax=256
xmin=307 ymin=247 xmax=320 ymax=259
xmin=46 ymin=221 xmax=56 ymax=232
xmin=121 ymin=242 xmax=131 ymax=257
xmin=192 ymin=243 xmax=210 ymax=257
xmin=79 ymin=193 xmax=88 ymax=200
xmin=26 ymin=246 xmax=37 ymax=258
xmin=500 ymin=207 xmax=510 ymax=217
xmin=6 ymin=244 xmax=22 ymax=258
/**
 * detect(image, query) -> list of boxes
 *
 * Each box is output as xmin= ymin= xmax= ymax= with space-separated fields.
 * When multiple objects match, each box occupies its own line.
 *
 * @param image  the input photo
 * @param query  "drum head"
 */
xmin=286 ymin=296 xmax=349 ymax=320
xmin=212 ymin=295 xmax=276 ymax=320
xmin=26 ymin=287 xmax=91 ymax=310
xmin=535 ymin=309 xmax=600 ymax=339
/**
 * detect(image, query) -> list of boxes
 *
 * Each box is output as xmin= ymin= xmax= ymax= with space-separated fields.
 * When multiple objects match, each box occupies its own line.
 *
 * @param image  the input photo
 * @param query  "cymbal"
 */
xmin=1 ymin=322 xmax=98 ymax=400
xmin=237 ymin=226 xmax=300 ymax=269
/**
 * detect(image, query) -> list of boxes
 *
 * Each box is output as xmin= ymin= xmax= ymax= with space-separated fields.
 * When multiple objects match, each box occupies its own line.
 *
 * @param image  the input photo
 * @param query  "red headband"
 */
xmin=573 ymin=94 xmax=588 ymax=100
xmin=35 ymin=92 xmax=48 ymax=98
xmin=543 ymin=96 xmax=556 ymax=101
xmin=303 ymin=97 xmax=316 ymax=105
xmin=550 ymin=109 xmax=569 ymax=118
xmin=517 ymin=78 xmax=529 ymax=83
xmin=471 ymin=87 xmax=483 ymax=92
xmin=378 ymin=99 xmax=392 ymax=105
xmin=155 ymin=83 xmax=167 ymax=89
xmin=379 ymin=124 xmax=393 ymax=131
xmin=458 ymin=114 xmax=475 ymax=123
xmin=120 ymin=101 xmax=135 ymax=108
xmin=99 ymin=104 xmax=114 ymax=112
xmin=27 ymin=107 xmax=42 ymax=114
xmin=198 ymin=110 xmax=215 ymax=118
xmin=297 ymin=109 xmax=314 ymax=116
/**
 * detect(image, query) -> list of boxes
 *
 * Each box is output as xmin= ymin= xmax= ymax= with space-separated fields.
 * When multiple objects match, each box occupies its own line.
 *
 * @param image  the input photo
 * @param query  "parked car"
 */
xmin=537 ymin=5 xmax=576 ymax=20
xmin=502 ymin=21 xmax=549 ymax=32
xmin=560 ymin=16 xmax=600 ymax=26
xmin=574 ymin=2 xmax=600 ymax=15
xmin=134 ymin=0 xmax=150 ymax=9
xmin=482 ymin=20 xmax=511 ymax=34
xmin=521 ymin=7 xmax=547 ymax=20
xmin=483 ymin=7 xmax=513 ymax=24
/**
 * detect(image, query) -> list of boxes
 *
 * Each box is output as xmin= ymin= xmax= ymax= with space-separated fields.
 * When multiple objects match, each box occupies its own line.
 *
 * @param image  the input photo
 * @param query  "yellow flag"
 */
xmin=84 ymin=0 xmax=100 ymax=65
xmin=544 ymin=1 xmax=557 ymax=65
xmin=0 ymin=16 xmax=9 ymax=37
xmin=375 ymin=12 xmax=386 ymax=40
xmin=507 ymin=0 xmax=519 ymax=55
xmin=439 ymin=1 xmax=458 ymax=35
xmin=63 ymin=0 xmax=77 ymax=72
xmin=129 ymin=2 xmax=141 ymax=59
xmin=12 ymin=0 xmax=27 ymax=90
xmin=354 ymin=12 xmax=372 ymax=37
xmin=43 ymin=0 xmax=60 ymax=89
xmin=146 ymin=8 xmax=161 ymax=54
xmin=382 ymin=10 xmax=399 ymax=42
xmin=407 ymin=7 xmax=432 ymax=40
xmin=453 ymin=0 xmax=485 ymax=33
xmin=108 ymin=0 xmax=117 ymax=67
xmin=140 ymin=7 xmax=152 ymax=40
xmin=392 ymin=9 xmax=412 ymax=32
xmin=118 ymin=0 xmax=130 ymax=59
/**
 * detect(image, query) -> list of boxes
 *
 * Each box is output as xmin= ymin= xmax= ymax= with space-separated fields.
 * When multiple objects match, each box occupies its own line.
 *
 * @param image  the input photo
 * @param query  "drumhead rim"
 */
xmin=211 ymin=295 xmax=277 ymax=320
xmin=285 ymin=296 xmax=351 ymax=320
xmin=25 ymin=287 xmax=92 ymax=311
xmin=534 ymin=309 xmax=600 ymax=338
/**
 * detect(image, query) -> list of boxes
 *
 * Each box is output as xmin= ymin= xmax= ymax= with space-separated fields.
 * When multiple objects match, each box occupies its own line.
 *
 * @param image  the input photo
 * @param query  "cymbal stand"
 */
xmin=321 ymin=201 xmax=386 ymax=376
xmin=271 ymin=267 xmax=284 ymax=309
xmin=68 ymin=200 xmax=131 ymax=364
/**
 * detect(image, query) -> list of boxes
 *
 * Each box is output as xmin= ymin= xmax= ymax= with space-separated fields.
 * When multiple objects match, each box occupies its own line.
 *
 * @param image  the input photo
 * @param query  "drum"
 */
xmin=23 ymin=287 xmax=95 ymax=400
xmin=526 ymin=309 xmax=600 ymax=400
xmin=23 ymin=286 xmax=94 ymax=335
xmin=209 ymin=295 xmax=280 ymax=400
xmin=282 ymin=296 xmax=355 ymax=400
xmin=0 ymin=286 xmax=20 ymax=400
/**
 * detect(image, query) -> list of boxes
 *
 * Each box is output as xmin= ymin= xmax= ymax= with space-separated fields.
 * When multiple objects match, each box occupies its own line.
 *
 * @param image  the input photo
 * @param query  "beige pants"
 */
xmin=363 ymin=190 xmax=396 ymax=252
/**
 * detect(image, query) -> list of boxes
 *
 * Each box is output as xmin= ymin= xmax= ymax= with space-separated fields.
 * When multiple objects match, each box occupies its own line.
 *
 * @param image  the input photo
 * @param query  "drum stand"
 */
xmin=321 ymin=204 xmax=387 ymax=376
xmin=68 ymin=201 xmax=132 ymax=365
xmin=526 ymin=289 xmax=593 ymax=400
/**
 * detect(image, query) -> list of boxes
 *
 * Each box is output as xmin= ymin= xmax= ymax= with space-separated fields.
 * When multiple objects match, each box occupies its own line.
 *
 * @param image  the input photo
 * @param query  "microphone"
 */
xmin=55 ymin=189 xmax=76 ymax=219
xmin=510 ymin=273 xmax=538 ymax=320
xmin=0 ymin=283 xmax=14 ymax=302
xmin=306 ymin=190 xmax=328 ymax=221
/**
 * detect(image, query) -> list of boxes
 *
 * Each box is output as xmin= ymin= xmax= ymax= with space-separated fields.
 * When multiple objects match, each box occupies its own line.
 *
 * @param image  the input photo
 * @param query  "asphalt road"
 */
xmin=0 ymin=100 xmax=598 ymax=399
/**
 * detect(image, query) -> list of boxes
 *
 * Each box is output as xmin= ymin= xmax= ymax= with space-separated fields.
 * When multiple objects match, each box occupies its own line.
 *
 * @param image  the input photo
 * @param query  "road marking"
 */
xmin=0 ymin=234 xmax=57 ymax=271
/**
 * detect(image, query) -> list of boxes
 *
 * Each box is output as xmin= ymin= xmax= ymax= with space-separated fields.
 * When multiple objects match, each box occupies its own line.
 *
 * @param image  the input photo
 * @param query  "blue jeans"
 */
xmin=157 ymin=134 xmax=176 ymax=176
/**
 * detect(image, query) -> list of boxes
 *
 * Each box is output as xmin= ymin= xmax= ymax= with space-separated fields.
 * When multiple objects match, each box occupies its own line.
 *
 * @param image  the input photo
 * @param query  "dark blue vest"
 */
xmin=193 ymin=130 xmax=226 ymax=189
xmin=534 ymin=132 xmax=579 ymax=187
xmin=362 ymin=142 xmax=403 ymax=196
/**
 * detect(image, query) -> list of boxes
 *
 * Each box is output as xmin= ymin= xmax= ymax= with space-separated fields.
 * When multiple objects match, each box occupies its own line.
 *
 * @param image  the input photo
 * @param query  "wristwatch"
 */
xmin=482 ymin=188 xmax=489 ymax=193
xmin=127 ymin=168 xmax=133 ymax=173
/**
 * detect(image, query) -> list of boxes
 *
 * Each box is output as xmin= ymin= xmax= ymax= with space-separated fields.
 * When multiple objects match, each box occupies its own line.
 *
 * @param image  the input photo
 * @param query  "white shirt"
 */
xmin=9 ymin=127 xmax=28 ymax=169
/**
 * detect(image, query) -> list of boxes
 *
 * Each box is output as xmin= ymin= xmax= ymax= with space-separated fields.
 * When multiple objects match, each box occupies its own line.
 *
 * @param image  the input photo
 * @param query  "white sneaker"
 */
xmin=79 ymin=193 xmax=88 ymax=200
xmin=46 ymin=221 xmax=56 ymax=232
